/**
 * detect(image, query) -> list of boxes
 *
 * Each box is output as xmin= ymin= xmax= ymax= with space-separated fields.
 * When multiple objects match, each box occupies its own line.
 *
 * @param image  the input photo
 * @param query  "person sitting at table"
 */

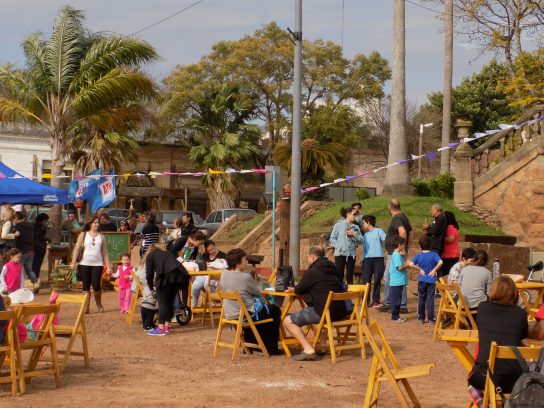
xmin=283 ymin=246 xmax=347 ymax=361
xmin=468 ymin=276 xmax=528 ymax=404
xmin=191 ymin=240 xmax=227 ymax=308
xmin=459 ymin=250 xmax=493 ymax=314
xmin=219 ymin=248 xmax=282 ymax=355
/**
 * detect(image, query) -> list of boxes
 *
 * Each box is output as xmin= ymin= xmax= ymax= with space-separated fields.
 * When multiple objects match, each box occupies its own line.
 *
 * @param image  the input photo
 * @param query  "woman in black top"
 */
xmin=140 ymin=213 xmax=160 ymax=258
xmin=32 ymin=213 xmax=49 ymax=283
xmin=202 ymin=239 xmax=226 ymax=263
xmin=468 ymin=276 xmax=529 ymax=393
xmin=179 ymin=213 xmax=196 ymax=237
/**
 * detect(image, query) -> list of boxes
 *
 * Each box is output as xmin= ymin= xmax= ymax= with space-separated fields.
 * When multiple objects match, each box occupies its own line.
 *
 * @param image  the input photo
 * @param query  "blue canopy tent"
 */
xmin=0 ymin=162 xmax=70 ymax=204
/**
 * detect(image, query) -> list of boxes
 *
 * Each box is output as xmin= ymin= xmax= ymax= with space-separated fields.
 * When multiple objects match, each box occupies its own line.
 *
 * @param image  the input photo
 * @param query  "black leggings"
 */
xmin=141 ymin=307 xmax=156 ymax=330
xmin=79 ymin=265 xmax=103 ymax=292
xmin=32 ymin=245 xmax=47 ymax=279
xmin=242 ymin=304 xmax=282 ymax=355
xmin=335 ymin=255 xmax=355 ymax=283
xmin=156 ymin=284 xmax=178 ymax=325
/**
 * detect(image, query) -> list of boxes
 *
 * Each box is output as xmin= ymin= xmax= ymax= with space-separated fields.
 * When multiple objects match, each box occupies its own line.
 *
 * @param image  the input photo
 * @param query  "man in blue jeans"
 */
xmin=379 ymin=199 xmax=412 ymax=313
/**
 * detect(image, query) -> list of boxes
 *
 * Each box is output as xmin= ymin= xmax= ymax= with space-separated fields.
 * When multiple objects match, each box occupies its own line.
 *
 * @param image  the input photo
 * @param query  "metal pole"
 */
xmin=418 ymin=124 xmax=423 ymax=179
xmin=289 ymin=0 xmax=302 ymax=278
xmin=271 ymin=170 xmax=276 ymax=269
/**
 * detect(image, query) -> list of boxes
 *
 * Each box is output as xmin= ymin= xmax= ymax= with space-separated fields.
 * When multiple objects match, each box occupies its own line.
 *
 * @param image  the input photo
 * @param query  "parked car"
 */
xmin=158 ymin=211 xmax=204 ymax=230
xmin=198 ymin=208 xmax=257 ymax=236
xmin=104 ymin=208 xmax=129 ymax=226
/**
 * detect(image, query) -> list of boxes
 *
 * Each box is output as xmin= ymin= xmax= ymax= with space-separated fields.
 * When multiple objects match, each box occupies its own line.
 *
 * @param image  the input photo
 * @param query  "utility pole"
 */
xmin=441 ymin=0 xmax=453 ymax=173
xmin=289 ymin=0 xmax=302 ymax=278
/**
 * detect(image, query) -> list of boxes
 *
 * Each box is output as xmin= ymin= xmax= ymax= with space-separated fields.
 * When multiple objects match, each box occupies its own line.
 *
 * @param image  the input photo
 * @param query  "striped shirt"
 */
xmin=141 ymin=224 xmax=160 ymax=252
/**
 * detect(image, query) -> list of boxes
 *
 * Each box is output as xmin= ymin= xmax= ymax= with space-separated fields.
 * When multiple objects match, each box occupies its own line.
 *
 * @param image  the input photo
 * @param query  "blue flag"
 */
xmin=88 ymin=170 xmax=116 ymax=213
xmin=68 ymin=168 xmax=102 ymax=201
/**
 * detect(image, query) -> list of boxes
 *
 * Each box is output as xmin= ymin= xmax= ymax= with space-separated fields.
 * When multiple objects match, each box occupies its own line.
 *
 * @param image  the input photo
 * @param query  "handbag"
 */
xmin=75 ymin=232 xmax=86 ymax=263
xmin=275 ymin=265 xmax=295 ymax=292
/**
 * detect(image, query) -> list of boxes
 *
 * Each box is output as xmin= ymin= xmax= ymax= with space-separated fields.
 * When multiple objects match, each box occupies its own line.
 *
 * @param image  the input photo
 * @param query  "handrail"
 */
xmin=471 ymin=104 xmax=544 ymax=157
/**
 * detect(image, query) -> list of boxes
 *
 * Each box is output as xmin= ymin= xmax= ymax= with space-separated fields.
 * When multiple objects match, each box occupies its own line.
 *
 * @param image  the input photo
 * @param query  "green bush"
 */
xmin=355 ymin=188 xmax=371 ymax=200
xmin=411 ymin=173 xmax=455 ymax=199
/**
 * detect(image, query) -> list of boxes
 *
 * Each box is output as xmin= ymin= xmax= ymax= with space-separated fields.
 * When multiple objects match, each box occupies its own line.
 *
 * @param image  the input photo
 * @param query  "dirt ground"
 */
xmin=0 ymin=280 xmax=472 ymax=408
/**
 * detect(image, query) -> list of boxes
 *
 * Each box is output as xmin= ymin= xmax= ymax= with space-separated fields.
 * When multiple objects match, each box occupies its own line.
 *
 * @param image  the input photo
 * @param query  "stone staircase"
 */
xmin=454 ymin=104 xmax=544 ymax=253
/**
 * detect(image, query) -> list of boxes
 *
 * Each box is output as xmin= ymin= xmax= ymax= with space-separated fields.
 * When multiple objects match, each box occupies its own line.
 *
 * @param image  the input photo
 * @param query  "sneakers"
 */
xmin=428 ymin=318 xmax=437 ymax=325
xmin=144 ymin=326 xmax=156 ymax=332
xmin=164 ymin=326 xmax=171 ymax=334
xmin=392 ymin=317 xmax=406 ymax=323
xmin=399 ymin=308 xmax=409 ymax=314
xmin=418 ymin=318 xmax=425 ymax=325
xmin=372 ymin=302 xmax=383 ymax=308
xmin=147 ymin=327 xmax=165 ymax=336
xmin=378 ymin=305 xmax=390 ymax=312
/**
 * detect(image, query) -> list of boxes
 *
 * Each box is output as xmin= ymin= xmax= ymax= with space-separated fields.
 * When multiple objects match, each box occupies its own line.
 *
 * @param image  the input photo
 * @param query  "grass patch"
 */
xmin=301 ymin=196 xmax=504 ymax=236
xmin=221 ymin=214 xmax=266 ymax=241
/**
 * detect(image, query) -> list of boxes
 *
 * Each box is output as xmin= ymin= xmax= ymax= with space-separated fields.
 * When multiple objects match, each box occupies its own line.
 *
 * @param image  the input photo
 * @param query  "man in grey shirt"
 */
xmin=459 ymin=250 xmax=493 ymax=309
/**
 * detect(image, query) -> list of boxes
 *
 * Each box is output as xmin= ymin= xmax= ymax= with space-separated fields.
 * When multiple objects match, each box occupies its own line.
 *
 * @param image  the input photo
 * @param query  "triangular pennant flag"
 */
xmin=486 ymin=129 xmax=500 ymax=135
xmin=192 ymin=172 xmax=206 ymax=177
xmin=162 ymin=172 xmax=179 ymax=176
xmin=333 ymin=178 xmax=345 ymax=183
xmin=499 ymin=124 xmax=514 ymax=130
xmin=437 ymin=146 xmax=450 ymax=152
xmin=239 ymin=170 xmax=253 ymax=173
xmin=345 ymin=175 xmax=356 ymax=181
xmin=123 ymin=173 xmax=131 ymax=180
xmin=148 ymin=171 xmax=162 ymax=178
xmin=398 ymin=159 xmax=410 ymax=164
xmin=251 ymin=169 xmax=268 ymax=174
xmin=319 ymin=182 xmax=332 ymax=187
xmin=474 ymin=133 xmax=487 ymax=138
xmin=373 ymin=166 xmax=386 ymax=173
xmin=41 ymin=174 xmax=52 ymax=179
xmin=386 ymin=162 xmax=399 ymax=168
xmin=448 ymin=142 xmax=461 ymax=149
xmin=463 ymin=137 xmax=475 ymax=143
xmin=425 ymin=152 xmax=437 ymax=162
xmin=411 ymin=154 xmax=423 ymax=160
xmin=304 ymin=186 xmax=319 ymax=192
xmin=357 ymin=171 xmax=370 ymax=177
xmin=208 ymin=169 xmax=223 ymax=174
xmin=226 ymin=168 xmax=237 ymax=173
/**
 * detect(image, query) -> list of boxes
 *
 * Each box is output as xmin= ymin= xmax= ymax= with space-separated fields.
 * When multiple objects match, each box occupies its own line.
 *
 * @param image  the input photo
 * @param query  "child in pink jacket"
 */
xmin=112 ymin=253 xmax=133 ymax=313
xmin=0 ymin=248 xmax=24 ymax=294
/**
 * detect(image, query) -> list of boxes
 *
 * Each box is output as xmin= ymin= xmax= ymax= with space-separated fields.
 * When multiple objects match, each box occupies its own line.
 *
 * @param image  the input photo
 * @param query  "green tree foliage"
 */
xmin=160 ymin=22 xmax=390 ymax=159
xmin=0 ymin=6 xmax=158 ymax=234
xmin=427 ymin=60 xmax=520 ymax=133
xmin=411 ymin=173 xmax=455 ymax=199
xmin=502 ymin=49 xmax=544 ymax=109
xmin=187 ymin=85 xmax=264 ymax=210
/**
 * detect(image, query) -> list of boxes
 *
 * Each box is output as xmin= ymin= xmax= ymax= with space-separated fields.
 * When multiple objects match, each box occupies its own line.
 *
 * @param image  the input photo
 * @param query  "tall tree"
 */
xmin=187 ymin=86 xmax=264 ymax=210
xmin=502 ymin=48 xmax=544 ymax=109
xmin=441 ymin=0 xmax=453 ymax=174
xmin=0 ymin=6 xmax=158 ymax=234
xmin=383 ymin=0 xmax=412 ymax=194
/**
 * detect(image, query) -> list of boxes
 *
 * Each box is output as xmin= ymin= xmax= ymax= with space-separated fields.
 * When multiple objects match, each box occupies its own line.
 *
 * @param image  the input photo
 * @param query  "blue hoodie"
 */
xmin=329 ymin=219 xmax=363 ymax=257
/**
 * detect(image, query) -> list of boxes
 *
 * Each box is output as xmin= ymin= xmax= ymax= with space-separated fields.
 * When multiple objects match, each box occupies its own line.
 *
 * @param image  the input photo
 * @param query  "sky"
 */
xmin=0 ymin=0 xmax=495 ymax=104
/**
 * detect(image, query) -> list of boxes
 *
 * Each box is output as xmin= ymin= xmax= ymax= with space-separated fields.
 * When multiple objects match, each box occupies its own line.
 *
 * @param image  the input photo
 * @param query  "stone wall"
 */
xmin=347 ymin=149 xmax=387 ymax=194
xmin=473 ymin=154 xmax=544 ymax=251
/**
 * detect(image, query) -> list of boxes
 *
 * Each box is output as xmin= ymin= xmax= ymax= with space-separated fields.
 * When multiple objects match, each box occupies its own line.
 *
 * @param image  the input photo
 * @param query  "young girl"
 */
xmin=111 ymin=254 xmax=133 ymax=313
xmin=0 ymin=248 xmax=24 ymax=294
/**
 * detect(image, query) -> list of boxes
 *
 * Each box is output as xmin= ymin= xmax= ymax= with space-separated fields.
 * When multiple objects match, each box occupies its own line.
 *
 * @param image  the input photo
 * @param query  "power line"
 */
xmin=130 ymin=0 xmax=207 ymax=36
xmin=404 ymin=0 xmax=454 ymax=17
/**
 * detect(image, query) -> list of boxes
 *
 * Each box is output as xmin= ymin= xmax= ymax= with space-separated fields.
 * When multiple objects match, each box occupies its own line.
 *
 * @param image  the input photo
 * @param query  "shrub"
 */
xmin=411 ymin=173 xmax=455 ymax=199
xmin=355 ymin=188 xmax=371 ymax=201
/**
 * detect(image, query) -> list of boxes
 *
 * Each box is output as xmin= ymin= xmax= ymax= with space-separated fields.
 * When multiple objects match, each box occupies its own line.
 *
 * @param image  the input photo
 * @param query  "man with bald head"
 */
xmin=422 ymin=203 xmax=447 ymax=254
xmin=379 ymin=199 xmax=412 ymax=313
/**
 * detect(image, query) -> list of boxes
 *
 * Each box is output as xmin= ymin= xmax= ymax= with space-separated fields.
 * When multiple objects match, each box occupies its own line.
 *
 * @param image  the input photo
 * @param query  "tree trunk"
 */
xmin=441 ymin=0 xmax=453 ymax=174
xmin=382 ymin=0 xmax=414 ymax=195
xmin=207 ymin=177 xmax=236 ymax=211
xmin=49 ymin=132 xmax=65 ymax=242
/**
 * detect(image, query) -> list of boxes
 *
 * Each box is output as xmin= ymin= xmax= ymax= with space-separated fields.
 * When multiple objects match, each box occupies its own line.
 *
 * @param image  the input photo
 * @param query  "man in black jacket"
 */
xmin=168 ymin=231 xmax=206 ymax=261
xmin=423 ymin=203 xmax=447 ymax=254
xmin=283 ymin=246 xmax=347 ymax=361
xmin=14 ymin=212 xmax=39 ymax=291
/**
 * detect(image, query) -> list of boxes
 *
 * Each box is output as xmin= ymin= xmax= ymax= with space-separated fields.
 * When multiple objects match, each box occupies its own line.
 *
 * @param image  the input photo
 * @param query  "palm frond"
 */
xmin=22 ymin=33 xmax=51 ymax=91
xmin=44 ymin=6 xmax=86 ymax=96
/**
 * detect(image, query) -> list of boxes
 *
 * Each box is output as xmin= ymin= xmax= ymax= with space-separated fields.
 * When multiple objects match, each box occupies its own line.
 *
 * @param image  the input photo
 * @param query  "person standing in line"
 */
xmin=389 ymin=236 xmax=410 ymax=323
xmin=70 ymin=217 xmax=111 ymax=313
xmin=329 ymin=208 xmax=363 ymax=284
xmin=410 ymin=236 xmax=443 ymax=324
xmin=361 ymin=215 xmax=386 ymax=307
xmin=422 ymin=203 xmax=447 ymax=255
xmin=0 ymin=208 xmax=18 ymax=263
xmin=440 ymin=211 xmax=460 ymax=280
xmin=380 ymin=199 xmax=412 ymax=314
xmin=13 ymin=212 xmax=40 ymax=292
xmin=32 ymin=213 xmax=50 ymax=286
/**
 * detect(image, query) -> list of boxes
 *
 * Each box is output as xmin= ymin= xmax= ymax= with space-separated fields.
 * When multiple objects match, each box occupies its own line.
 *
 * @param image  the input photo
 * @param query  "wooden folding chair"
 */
xmin=347 ymin=283 xmax=370 ymax=325
xmin=14 ymin=304 xmax=62 ymax=394
xmin=311 ymin=290 xmax=366 ymax=363
xmin=126 ymin=271 xmax=144 ymax=326
xmin=0 ymin=310 xmax=19 ymax=396
xmin=214 ymin=290 xmax=273 ymax=360
xmin=482 ymin=342 xmax=542 ymax=408
xmin=201 ymin=271 xmax=222 ymax=328
xmin=363 ymin=320 xmax=435 ymax=408
xmin=434 ymin=281 xmax=477 ymax=341
xmin=53 ymin=293 xmax=90 ymax=372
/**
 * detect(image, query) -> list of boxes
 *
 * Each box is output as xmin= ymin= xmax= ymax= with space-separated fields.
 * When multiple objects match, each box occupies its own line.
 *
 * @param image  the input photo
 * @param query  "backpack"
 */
xmin=275 ymin=265 xmax=294 ymax=292
xmin=493 ymin=346 xmax=544 ymax=408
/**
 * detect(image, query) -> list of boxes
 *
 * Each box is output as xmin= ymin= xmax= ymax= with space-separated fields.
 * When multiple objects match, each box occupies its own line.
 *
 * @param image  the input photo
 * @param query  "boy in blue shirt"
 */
xmin=389 ymin=236 xmax=410 ymax=322
xmin=410 ymin=235 xmax=443 ymax=324
xmin=361 ymin=215 xmax=386 ymax=307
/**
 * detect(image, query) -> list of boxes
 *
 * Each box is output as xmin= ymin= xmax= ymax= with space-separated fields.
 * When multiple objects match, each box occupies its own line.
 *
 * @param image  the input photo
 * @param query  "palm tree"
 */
xmin=188 ymin=86 xmax=264 ymax=210
xmin=382 ymin=0 xmax=413 ymax=194
xmin=273 ymin=138 xmax=346 ymax=183
xmin=0 ymin=6 xmax=158 ymax=234
xmin=441 ymin=0 xmax=454 ymax=174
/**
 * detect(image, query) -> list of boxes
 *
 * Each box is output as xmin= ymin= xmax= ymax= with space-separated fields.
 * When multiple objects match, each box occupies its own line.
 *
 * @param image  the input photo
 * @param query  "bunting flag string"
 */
xmin=3 ymin=115 xmax=544 ymax=197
